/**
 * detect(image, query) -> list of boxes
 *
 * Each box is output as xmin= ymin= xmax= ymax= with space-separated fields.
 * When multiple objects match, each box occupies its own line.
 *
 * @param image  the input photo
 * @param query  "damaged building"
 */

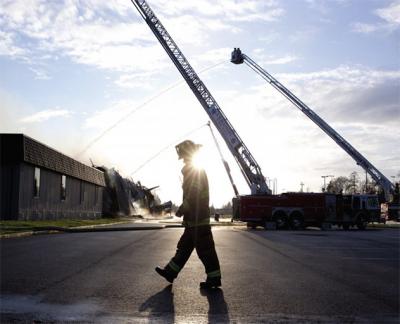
xmin=95 ymin=165 xmax=169 ymax=217
xmin=0 ymin=134 xmax=171 ymax=220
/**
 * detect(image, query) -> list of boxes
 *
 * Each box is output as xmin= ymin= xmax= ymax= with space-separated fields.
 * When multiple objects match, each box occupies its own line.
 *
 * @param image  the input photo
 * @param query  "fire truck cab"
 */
xmin=336 ymin=194 xmax=380 ymax=230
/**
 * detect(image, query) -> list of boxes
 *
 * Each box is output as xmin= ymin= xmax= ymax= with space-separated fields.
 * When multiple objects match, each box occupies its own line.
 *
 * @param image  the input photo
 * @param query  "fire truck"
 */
xmin=234 ymin=193 xmax=380 ymax=230
xmin=382 ymin=183 xmax=400 ymax=222
xmin=130 ymin=1 xmax=390 ymax=229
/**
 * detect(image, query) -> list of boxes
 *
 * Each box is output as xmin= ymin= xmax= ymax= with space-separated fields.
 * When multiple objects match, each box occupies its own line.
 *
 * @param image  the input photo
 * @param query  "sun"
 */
xmin=191 ymin=150 xmax=207 ymax=170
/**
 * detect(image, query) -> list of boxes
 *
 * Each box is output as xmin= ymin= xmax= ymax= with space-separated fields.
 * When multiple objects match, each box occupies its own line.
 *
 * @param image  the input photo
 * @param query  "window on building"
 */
xmin=34 ymin=167 xmax=40 ymax=198
xmin=80 ymin=181 xmax=85 ymax=203
xmin=61 ymin=175 xmax=67 ymax=200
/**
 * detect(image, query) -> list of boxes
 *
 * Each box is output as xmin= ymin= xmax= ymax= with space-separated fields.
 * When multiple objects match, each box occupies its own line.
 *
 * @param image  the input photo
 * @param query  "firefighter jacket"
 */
xmin=178 ymin=163 xmax=210 ymax=227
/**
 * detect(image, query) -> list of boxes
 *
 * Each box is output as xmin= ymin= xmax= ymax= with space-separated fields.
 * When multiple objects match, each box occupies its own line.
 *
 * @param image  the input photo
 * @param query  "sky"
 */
xmin=0 ymin=0 xmax=399 ymax=207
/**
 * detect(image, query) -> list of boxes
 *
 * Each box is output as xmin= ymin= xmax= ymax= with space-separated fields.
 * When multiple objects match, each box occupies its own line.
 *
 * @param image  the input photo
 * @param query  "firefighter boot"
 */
xmin=155 ymin=266 xmax=175 ymax=283
xmin=200 ymin=277 xmax=221 ymax=289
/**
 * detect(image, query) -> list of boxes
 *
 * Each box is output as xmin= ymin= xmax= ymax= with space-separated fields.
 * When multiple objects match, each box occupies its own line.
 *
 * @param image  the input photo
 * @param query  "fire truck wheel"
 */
xmin=273 ymin=212 xmax=288 ymax=230
xmin=356 ymin=214 xmax=368 ymax=230
xmin=290 ymin=213 xmax=304 ymax=230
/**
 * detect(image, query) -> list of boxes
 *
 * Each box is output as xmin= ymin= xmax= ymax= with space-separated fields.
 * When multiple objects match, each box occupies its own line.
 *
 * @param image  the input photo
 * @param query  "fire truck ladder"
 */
xmin=131 ymin=1 xmax=271 ymax=195
xmin=231 ymin=48 xmax=395 ymax=200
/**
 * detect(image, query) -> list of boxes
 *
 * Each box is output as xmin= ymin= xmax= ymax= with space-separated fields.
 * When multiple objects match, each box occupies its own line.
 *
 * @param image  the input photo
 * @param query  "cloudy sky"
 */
xmin=1 ymin=0 xmax=399 ymax=207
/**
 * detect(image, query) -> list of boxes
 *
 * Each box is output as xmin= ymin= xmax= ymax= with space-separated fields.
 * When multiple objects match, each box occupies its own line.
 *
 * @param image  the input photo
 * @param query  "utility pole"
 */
xmin=321 ymin=175 xmax=334 ymax=192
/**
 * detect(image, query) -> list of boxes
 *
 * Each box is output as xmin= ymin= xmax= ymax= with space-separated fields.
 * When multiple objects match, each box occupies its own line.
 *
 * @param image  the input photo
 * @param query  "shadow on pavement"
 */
xmin=200 ymin=288 xmax=230 ymax=323
xmin=139 ymin=284 xmax=174 ymax=323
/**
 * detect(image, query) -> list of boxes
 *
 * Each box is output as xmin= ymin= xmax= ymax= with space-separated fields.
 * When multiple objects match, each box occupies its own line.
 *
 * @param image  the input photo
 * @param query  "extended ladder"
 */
xmin=131 ymin=1 xmax=270 ymax=194
xmin=231 ymin=48 xmax=394 ymax=200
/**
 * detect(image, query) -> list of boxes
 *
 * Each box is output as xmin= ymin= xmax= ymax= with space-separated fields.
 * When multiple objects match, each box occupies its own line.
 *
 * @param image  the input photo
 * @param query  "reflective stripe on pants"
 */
xmin=166 ymin=225 xmax=221 ymax=278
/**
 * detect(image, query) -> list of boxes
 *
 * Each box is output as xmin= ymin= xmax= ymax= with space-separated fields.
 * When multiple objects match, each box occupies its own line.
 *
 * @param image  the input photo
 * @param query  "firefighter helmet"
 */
xmin=175 ymin=140 xmax=202 ymax=160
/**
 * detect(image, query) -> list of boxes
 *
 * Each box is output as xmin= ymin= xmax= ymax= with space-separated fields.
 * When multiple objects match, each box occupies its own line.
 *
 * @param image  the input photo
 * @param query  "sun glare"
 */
xmin=192 ymin=150 xmax=207 ymax=170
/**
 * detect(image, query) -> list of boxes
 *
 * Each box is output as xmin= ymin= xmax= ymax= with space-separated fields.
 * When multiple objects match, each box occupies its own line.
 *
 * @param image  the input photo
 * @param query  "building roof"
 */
xmin=1 ymin=134 xmax=105 ymax=187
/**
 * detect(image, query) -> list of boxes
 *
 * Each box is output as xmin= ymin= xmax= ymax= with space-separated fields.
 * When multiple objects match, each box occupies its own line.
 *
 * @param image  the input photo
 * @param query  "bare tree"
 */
xmin=326 ymin=176 xmax=349 ymax=193
xmin=346 ymin=171 xmax=360 ymax=194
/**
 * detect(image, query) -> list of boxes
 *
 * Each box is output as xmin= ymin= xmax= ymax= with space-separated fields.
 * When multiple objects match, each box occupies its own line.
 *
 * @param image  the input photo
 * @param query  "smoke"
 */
xmin=132 ymin=202 xmax=150 ymax=217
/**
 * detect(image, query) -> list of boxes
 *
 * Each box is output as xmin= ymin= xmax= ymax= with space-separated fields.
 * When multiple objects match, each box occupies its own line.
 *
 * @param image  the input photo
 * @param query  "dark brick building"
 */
xmin=0 ymin=134 xmax=105 ymax=220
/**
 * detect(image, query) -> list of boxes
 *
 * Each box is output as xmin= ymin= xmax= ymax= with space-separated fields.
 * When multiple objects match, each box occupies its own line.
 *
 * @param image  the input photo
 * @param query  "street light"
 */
xmin=321 ymin=175 xmax=334 ymax=192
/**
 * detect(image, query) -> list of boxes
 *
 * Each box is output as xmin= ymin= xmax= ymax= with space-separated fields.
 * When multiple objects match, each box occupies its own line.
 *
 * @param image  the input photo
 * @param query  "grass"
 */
xmin=0 ymin=218 xmax=132 ymax=235
xmin=368 ymin=222 xmax=400 ymax=229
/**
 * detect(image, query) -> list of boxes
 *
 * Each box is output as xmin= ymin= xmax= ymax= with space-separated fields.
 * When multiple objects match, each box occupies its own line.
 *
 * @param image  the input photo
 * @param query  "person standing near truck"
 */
xmin=155 ymin=140 xmax=222 ymax=289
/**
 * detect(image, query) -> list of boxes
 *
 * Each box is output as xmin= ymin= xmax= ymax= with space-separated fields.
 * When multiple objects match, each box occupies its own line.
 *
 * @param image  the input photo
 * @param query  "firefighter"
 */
xmin=155 ymin=140 xmax=221 ymax=289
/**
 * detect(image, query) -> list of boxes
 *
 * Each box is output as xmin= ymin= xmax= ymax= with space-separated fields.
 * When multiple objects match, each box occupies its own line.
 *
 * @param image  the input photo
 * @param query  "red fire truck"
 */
xmin=233 ymin=193 xmax=381 ymax=230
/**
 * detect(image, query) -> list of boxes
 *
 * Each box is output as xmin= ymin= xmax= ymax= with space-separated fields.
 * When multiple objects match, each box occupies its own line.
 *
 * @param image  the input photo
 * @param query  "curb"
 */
xmin=368 ymin=224 xmax=400 ymax=229
xmin=1 ymin=230 xmax=61 ymax=239
xmin=0 ymin=222 xmax=241 ymax=238
xmin=0 ymin=224 xmax=167 ymax=239
xmin=65 ymin=225 xmax=166 ymax=232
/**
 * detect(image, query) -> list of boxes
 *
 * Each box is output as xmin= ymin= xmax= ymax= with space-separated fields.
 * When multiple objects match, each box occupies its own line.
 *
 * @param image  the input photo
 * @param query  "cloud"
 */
xmin=352 ymin=22 xmax=380 ymax=34
xmin=304 ymin=0 xmax=330 ymax=15
xmin=376 ymin=1 xmax=400 ymax=25
xmin=0 ymin=30 xmax=27 ymax=57
xmin=250 ymin=49 xmax=299 ymax=66
xmin=28 ymin=66 xmax=51 ymax=80
xmin=0 ymin=0 xmax=165 ymax=79
xmin=19 ymin=108 xmax=72 ymax=123
xmin=194 ymin=48 xmax=232 ymax=66
xmin=267 ymin=55 xmax=298 ymax=65
xmin=259 ymin=65 xmax=400 ymax=126
xmin=154 ymin=0 xmax=284 ymax=22
xmin=352 ymin=1 xmax=400 ymax=34
xmin=289 ymin=27 xmax=319 ymax=43
xmin=0 ymin=0 xmax=284 ymax=80
xmin=258 ymin=32 xmax=280 ymax=44
xmin=114 ymin=73 xmax=155 ymax=90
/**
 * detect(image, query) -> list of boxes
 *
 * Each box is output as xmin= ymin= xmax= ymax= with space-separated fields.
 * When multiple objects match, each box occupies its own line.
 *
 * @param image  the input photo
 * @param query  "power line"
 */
xmin=75 ymin=60 xmax=226 ymax=158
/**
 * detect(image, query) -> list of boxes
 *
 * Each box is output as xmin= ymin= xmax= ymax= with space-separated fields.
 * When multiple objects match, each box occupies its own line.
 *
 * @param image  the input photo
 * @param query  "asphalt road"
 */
xmin=1 ymin=226 xmax=399 ymax=323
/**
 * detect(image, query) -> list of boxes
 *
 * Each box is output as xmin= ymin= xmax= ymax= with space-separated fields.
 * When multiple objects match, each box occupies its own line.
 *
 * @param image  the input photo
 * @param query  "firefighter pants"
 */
xmin=166 ymin=225 xmax=221 ymax=279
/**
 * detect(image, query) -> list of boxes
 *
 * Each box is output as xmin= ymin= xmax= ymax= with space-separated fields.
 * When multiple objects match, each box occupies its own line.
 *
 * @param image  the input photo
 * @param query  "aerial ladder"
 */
xmin=231 ymin=48 xmax=395 ymax=201
xmin=130 ymin=0 xmax=271 ymax=195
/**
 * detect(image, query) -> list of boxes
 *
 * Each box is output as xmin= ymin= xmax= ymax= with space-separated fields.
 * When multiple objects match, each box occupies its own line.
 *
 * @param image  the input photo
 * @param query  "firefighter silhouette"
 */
xmin=155 ymin=140 xmax=221 ymax=289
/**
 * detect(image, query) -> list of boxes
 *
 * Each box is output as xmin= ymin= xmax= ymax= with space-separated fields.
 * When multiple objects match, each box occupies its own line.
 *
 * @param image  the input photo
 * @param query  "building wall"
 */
xmin=0 ymin=163 xmax=20 ymax=220
xmin=18 ymin=163 xmax=103 ymax=220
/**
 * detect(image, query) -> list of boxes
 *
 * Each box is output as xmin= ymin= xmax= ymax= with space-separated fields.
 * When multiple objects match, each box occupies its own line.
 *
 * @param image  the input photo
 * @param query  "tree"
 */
xmin=359 ymin=177 xmax=378 ymax=194
xmin=221 ymin=201 xmax=232 ymax=209
xmin=346 ymin=171 xmax=360 ymax=194
xmin=326 ymin=176 xmax=348 ymax=194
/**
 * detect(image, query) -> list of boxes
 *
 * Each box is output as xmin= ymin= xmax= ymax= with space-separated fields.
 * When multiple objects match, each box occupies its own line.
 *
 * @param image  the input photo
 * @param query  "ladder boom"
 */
xmin=131 ymin=1 xmax=270 ymax=194
xmin=232 ymin=48 xmax=394 ymax=199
